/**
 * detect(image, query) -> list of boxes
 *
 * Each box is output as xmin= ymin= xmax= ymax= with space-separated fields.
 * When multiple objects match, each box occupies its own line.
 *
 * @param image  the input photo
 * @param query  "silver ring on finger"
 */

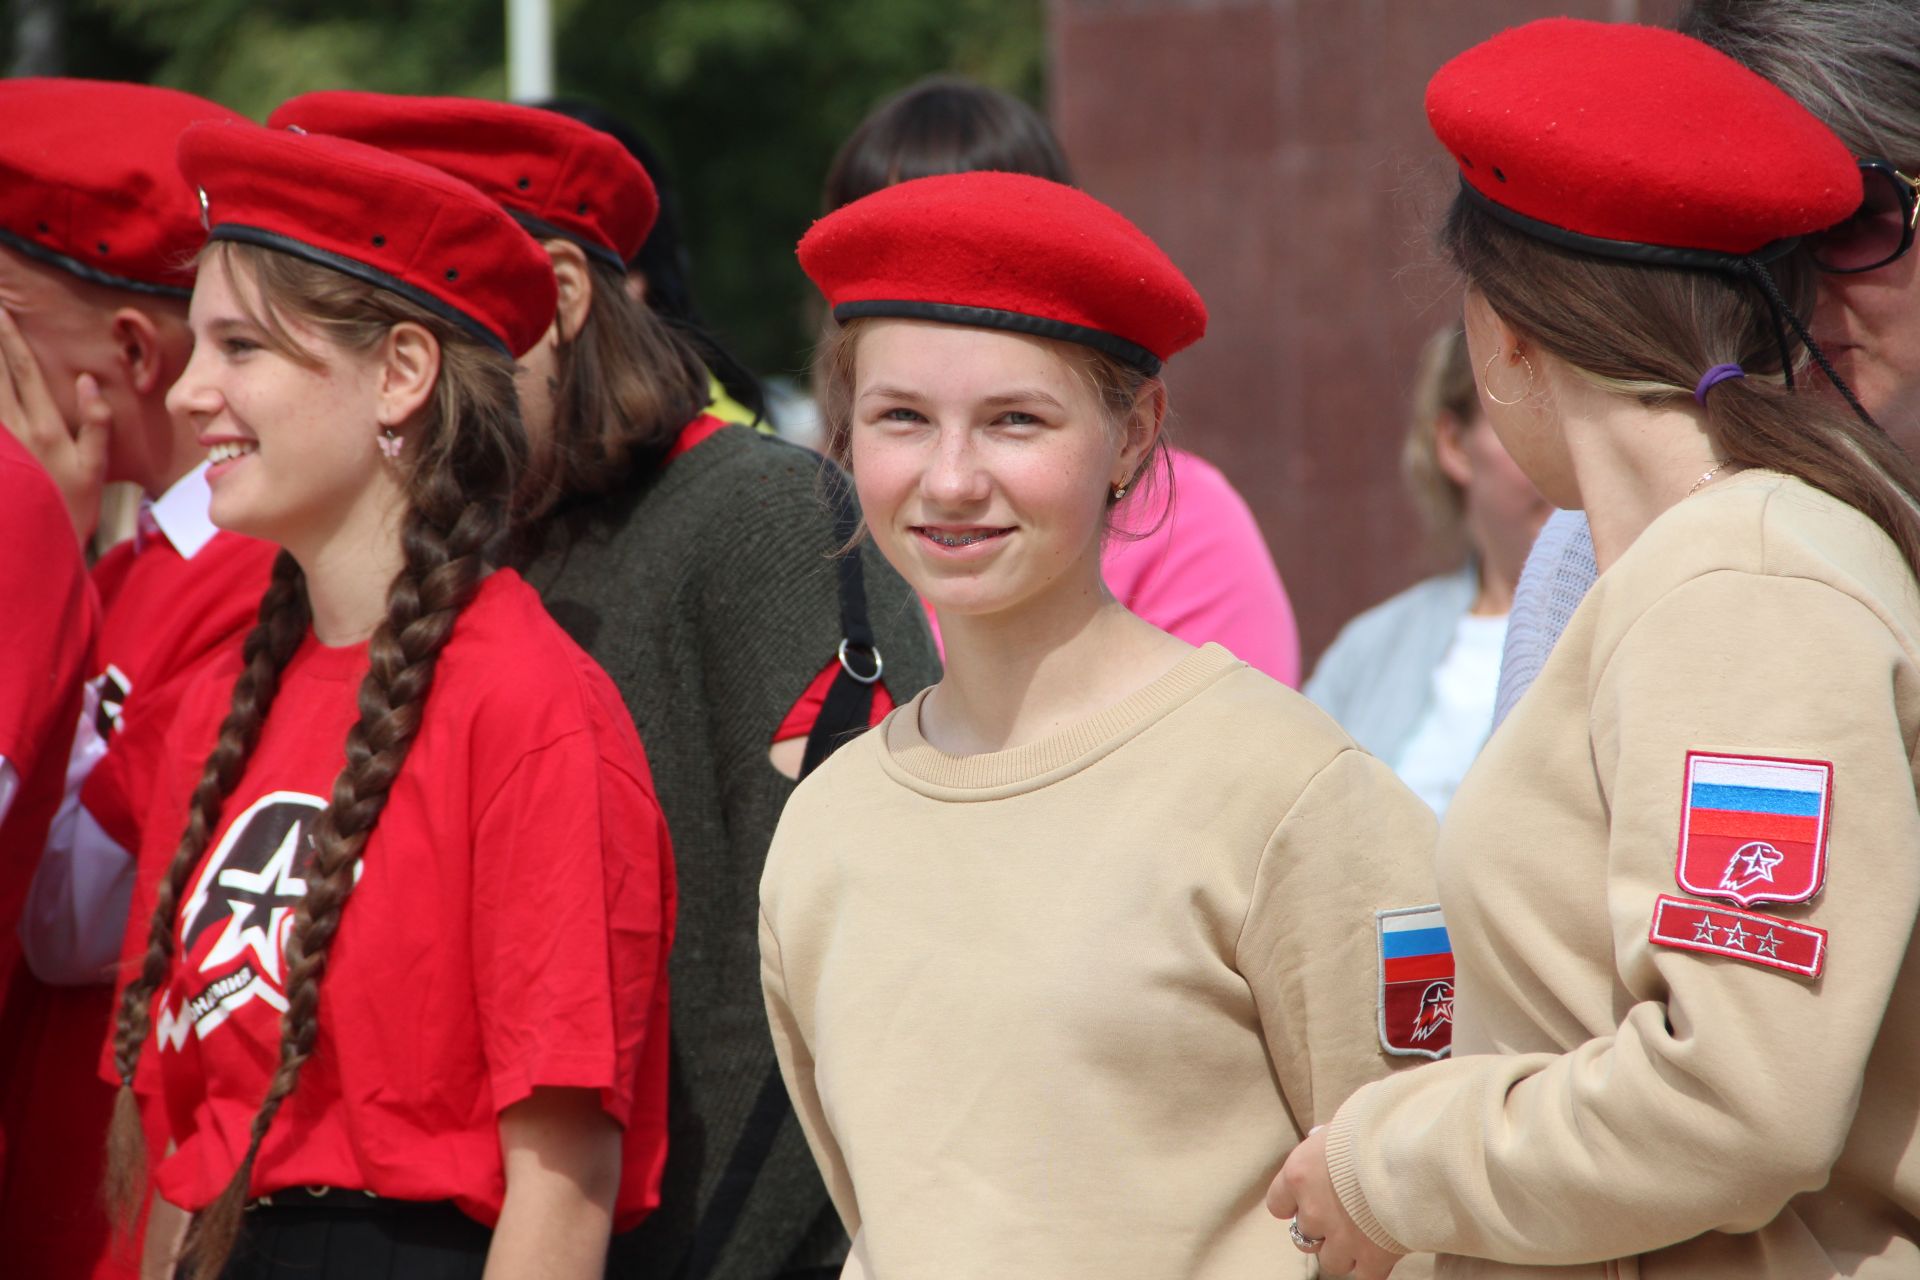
xmin=1289 ymin=1219 xmax=1325 ymax=1253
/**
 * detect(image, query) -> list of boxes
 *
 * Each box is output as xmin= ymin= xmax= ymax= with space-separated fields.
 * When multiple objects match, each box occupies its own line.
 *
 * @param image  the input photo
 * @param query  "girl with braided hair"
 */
xmin=260 ymin=92 xmax=943 ymax=1280
xmin=102 ymin=121 xmax=673 ymax=1279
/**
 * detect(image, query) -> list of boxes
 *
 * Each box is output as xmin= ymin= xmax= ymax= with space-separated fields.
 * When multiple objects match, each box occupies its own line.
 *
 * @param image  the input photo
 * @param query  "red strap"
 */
xmin=663 ymin=413 xmax=729 ymax=464
xmin=773 ymin=659 xmax=895 ymax=745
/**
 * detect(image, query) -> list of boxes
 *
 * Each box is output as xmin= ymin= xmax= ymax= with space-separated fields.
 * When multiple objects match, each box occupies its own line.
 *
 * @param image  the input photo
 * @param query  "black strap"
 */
xmin=680 ymin=465 xmax=877 ymax=1277
xmin=800 ymin=472 xmax=880 ymax=779
xmin=679 ymin=1070 xmax=799 ymax=1279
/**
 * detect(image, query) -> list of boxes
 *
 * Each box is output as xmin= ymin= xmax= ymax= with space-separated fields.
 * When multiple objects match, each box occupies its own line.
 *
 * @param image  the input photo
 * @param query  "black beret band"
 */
xmin=832 ymin=299 xmax=1163 ymax=377
xmin=208 ymin=223 xmax=512 ymax=356
xmin=1459 ymin=179 xmax=1801 ymax=274
xmin=507 ymin=209 xmax=628 ymax=275
xmin=0 ymin=224 xmax=193 ymax=299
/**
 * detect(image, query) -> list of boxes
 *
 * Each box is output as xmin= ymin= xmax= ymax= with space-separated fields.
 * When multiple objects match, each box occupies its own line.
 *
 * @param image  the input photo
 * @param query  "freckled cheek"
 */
xmin=848 ymin=437 xmax=924 ymax=526
xmin=1003 ymin=453 xmax=1109 ymax=549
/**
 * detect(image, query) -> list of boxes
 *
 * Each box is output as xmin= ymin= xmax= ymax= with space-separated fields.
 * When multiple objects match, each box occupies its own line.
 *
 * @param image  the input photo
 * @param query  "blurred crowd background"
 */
xmin=0 ymin=0 xmax=1690 ymax=667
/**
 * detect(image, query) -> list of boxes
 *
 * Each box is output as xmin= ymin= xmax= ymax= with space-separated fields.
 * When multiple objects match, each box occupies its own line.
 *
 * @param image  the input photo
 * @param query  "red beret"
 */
xmin=267 ymin=92 xmax=656 ymax=271
xmin=0 ymin=78 xmax=238 ymax=297
xmin=798 ymin=171 xmax=1206 ymax=375
xmin=178 ymin=120 xmax=558 ymax=358
xmin=1427 ymin=19 xmax=1860 ymax=264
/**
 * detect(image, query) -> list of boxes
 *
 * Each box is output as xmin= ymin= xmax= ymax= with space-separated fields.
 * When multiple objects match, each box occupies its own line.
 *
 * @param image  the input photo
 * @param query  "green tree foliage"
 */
xmin=64 ymin=0 xmax=1045 ymax=377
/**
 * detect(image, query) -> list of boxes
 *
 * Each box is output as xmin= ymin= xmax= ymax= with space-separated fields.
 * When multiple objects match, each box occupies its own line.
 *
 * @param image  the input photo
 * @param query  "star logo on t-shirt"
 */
xmin=164 ymin=791 xmax=326 ymax=1045
xmin=199 ymin=818 xmax=309 ymax=984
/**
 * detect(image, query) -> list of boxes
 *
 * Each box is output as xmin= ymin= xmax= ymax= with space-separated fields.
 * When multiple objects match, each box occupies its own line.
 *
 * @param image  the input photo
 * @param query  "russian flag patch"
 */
xmin=1676 ymin=752 xmax=1832 ymax=908
xmin=1377 ymin=905 xmax=1453 ymax=1059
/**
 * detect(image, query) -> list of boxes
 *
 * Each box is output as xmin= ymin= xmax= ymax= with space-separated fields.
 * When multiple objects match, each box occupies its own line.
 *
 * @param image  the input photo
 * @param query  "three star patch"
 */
xmin=1649 ymin=895 xmax=1826 ymax=978
xmin=1377 ymin=905 xmax=1453 ymax=1058
xmin=1652 ymin=751 xmax=1833 ymax=979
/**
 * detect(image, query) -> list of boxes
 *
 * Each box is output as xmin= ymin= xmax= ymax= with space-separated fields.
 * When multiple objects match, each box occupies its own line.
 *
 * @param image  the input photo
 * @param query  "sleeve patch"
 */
xmin=1377 ymin=905 xmax=1453 ymax=1059
xmin=1649 ymin=894 xmax=1826 ymax=978
xmin=1675 ymin=751 xmax=1831 ymax=907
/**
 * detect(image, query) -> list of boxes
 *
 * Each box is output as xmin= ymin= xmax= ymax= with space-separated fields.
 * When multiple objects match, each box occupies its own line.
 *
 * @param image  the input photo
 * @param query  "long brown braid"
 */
xmin=103 ymin=549 xmax=309 ymax=1224
xmin=104 ymin=241 xmax=527 ymax=1278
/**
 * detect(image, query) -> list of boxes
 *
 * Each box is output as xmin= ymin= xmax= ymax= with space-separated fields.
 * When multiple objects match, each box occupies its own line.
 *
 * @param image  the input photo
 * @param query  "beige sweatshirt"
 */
xmin=1327 ymin=472 xmax=1920 ymax=1279
xmin=761 ymin=645 xmax=1441 ymax=1279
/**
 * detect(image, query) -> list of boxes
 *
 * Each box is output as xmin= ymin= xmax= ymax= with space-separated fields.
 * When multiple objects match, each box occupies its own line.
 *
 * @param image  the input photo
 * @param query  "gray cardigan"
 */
xmin=1303 ymin=565 xmax=1477 ymax=766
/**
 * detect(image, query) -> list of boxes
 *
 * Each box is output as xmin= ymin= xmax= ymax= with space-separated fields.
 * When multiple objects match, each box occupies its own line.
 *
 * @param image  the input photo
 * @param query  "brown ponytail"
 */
xmin=1445 ymin=196 xmax=1920 ymax=579
xmin=104 ymin=241 xmax=526 ymax=1277
xmin=516 ymin=254 xmax=711 ymax=532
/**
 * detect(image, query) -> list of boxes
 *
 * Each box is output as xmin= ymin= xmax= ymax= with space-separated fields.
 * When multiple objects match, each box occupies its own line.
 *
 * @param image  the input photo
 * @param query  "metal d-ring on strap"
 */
xmin=838 ymin=637 xmax=883 ymax=685
xmin=800 ymin=467 xmax=884 ymax=779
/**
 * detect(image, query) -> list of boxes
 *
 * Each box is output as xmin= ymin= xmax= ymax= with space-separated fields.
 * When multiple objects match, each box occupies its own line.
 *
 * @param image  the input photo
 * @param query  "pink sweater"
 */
xmin=921 ymin=448 xmax=1300 ymax=687
xmin=1105 ymin=448 xmax=1298 ymax=685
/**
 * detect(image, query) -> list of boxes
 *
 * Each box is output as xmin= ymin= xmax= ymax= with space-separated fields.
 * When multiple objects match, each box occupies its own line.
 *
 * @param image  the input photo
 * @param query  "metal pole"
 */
xmin=10 ymin=0 xmax=66 ymax=77
xmin=506 ymin=0 xmax=554 ymax=101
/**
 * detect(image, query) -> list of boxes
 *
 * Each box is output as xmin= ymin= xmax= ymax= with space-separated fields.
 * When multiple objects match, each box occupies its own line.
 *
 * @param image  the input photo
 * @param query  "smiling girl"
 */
xmin=256 ymin=91 xmax=944 ymax=1276
xmin=758 ymin=172 xmax=1444 ymax=1278
xmin=103 ymin=121 xmax=673 ymax=1280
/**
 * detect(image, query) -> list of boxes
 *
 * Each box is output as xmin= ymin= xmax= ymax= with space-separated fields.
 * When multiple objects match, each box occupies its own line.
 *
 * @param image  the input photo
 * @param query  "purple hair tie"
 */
xmin=1694 ymin=363 xmax=1746 ymax=404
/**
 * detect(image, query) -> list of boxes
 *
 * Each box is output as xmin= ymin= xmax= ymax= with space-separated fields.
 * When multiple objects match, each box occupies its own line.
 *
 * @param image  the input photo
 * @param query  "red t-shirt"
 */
xmin=122 ymin=570 xmax=673 ymax=1228
xmin=80 ymin=529 xmax=278 ymax=853
xmin=0 ymin=527 xmax=275 ymax=1280
xmin=0 ymin=433 xmax=95 ymax=975
xmin=0 ymin=431 xmax=96 ymax=1190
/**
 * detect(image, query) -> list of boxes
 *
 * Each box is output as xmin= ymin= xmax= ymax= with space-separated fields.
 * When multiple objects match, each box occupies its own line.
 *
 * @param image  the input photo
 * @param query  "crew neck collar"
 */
xmin=877 ymin=643 xmax=1242 ymax=800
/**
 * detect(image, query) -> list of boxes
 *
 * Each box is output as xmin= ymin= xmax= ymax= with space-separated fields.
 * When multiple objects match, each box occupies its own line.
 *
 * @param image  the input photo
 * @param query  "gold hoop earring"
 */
xmin=1483 ymin=349 xmax=1534 ymax=407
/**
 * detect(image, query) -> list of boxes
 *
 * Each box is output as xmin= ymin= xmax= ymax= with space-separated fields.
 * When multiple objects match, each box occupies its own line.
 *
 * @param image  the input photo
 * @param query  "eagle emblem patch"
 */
xmin=1377 ymin=905 xmax=1453 ymax=1059
xmin=1675 ymin=752 xmax=1831 ymax=908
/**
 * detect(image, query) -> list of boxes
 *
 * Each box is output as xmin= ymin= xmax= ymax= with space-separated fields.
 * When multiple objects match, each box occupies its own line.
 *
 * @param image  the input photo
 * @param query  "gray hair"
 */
xmin=1679 ymin=0 xmax=1920 ymax=166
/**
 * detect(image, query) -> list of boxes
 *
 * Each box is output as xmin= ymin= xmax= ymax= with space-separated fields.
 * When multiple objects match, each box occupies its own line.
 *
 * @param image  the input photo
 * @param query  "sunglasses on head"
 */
xmin=1809 ymin=159 xmax=1920 ymax=275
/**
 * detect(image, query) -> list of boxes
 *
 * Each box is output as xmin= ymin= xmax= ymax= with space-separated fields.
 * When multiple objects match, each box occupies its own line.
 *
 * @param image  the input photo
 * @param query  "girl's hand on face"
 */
xmin=1268 ymin=1127 xmax=1404 ymax=1280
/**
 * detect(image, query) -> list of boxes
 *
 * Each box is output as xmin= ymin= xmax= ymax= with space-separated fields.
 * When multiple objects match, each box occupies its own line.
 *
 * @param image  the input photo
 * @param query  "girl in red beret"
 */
xmin=759 ymin=169 xmax=1444 ymax=1278
xmin=262 ymin=90 xmax=944 ymax=1279
xmin=817 ymin=76 xmax=1303 ymax=690
xmin=1270 ymin=19 xmax=1920 ymax=1279
xmin=101 ymin=120 xmax=673 ymax=1280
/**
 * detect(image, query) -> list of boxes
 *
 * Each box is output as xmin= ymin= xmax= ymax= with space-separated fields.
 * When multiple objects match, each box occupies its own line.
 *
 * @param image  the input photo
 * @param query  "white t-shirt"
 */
xmin=1394 ymin=612 xmax=1508 ymax=814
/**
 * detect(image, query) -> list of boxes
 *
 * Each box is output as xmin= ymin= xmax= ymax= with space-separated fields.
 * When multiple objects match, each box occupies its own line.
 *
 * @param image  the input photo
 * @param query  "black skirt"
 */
xmin=214 ymin=1197 xmax=490 ymax=1280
